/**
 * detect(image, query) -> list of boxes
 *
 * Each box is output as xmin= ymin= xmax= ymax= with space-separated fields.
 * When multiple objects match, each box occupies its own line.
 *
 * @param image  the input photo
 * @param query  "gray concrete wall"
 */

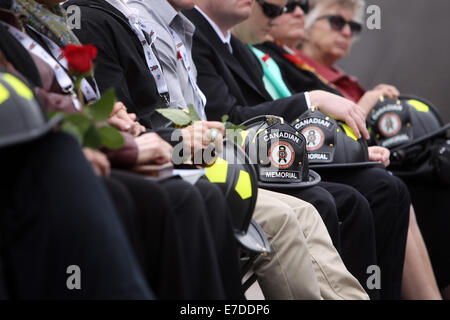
xmin=337 ymin=0 xmax=450 ymax=123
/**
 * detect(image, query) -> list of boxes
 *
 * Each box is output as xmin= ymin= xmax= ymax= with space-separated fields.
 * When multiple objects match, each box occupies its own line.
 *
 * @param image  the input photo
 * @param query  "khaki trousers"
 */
xmin=252 ymin=188 xmax=369 ymax=300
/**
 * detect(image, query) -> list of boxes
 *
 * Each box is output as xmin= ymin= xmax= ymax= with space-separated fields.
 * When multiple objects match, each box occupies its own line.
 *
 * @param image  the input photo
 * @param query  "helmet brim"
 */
xmin=234 ymin=219 xmax=271 ymax=254
xmin=391 ymin=123 xmax=450 ymax=152
xmin=0 ymin=113 xmax=63 ymax=149
xmin=258 ymin=169 xmax=321 ymax=189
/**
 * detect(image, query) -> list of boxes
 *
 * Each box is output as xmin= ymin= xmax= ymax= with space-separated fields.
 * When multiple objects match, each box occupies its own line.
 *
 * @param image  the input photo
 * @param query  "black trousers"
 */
xmin=318 ymin=167 xmax=410 ymax=300
xmin=103 ymin=171 xmax=185 ymax=299
xmin=403 ymin=181 xmax=450 ymax=289
xmin=0 ymin=132 xmax=151 ymax=299
xmin=193 ymin=177 xmax=244 ymax=299
xmin=268 ymin=181 xmax=379 ymax=300
xmin=106 ymin=170 xmax=243 ymax=300
xmin=158 ymin=176 xmax=244 ymax=300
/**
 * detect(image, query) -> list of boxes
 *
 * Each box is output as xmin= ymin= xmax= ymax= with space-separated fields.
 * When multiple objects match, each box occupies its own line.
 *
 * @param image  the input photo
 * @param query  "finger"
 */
xmin=93 ymin=151 xmax=109 ymax=176
xmin=159 ymin=145 xmax=172 ymax=163
xmin=116 ymin=110 xmax=135 ymax=125
xmin=202 ymin=128 xmax=213 ymax=146
xmin=389 ymin=87 xmax=399 ymax=98
xmin=100 ymin=155 xmax=111 ymax=177
xmin=92 ymin=165 xmax=102 ymax=176
xmin=109 ymin=117 xmax=132 ymax=131
xmin=344 ymin=116 xmax=361 ymax=139
xmin=112 ymin=101 xmax=125 ymax=113
xmin=352 ymin=112 xmax=370 ymax=140
xmin=205 ymin=121 xmax=225 ymax=133
xmin=354 ymin=106 xmax=367 ymax=122
xmin=360 ymin=124 xmax=370 ymax=140
xmin=382 ymin=88 xmax=396 ymax=99
xmin=130 ymin=122 xmax=143 ymax=136
xmin=214 ymin=132 xmax=224 ymax=152
xmin=128 ymin=113 xmax=137 ymax=121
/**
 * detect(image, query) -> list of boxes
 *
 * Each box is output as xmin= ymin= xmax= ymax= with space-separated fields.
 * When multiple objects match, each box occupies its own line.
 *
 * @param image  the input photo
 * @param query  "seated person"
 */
xmin=65 ymin=0 xmax=371 ymax=300
xmin=184 ymin=0 xmax=414 ymax=299
xmin=0 ymin=68 xmax=152 ymax=299
xmin=2 ymin=0 xmax=244 ymax=299
xmin=235 ymin=0 xmax=443 ymax=299
xmin=256 ymin=0 xmax=450 ymax=299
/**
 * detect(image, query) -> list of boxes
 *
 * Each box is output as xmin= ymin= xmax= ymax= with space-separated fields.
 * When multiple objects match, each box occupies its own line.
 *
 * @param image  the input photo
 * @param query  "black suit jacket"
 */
xmin=184 ymin=8 xmax=309 ymax=124
xmin=65 ymin=0 xmax=173 ymax=138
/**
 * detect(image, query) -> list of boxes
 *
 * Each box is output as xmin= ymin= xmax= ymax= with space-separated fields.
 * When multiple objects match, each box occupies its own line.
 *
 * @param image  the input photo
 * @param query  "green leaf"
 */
xmin=221 ymin=114 xmax=229 ymax=123
xmin=187 ymin=104 xmax=201 ymax=122
xmin=61 ymin=120 xmax=83 ymax=145
xmin=98 ymin=125 xmax=125 ymax=150
xmin=64 ymin=113 xmax=92 ymax=136
xmin=85 ymin=88 xmax=116 ymax=122
xmin=83 ymin=124 xmax=102 ymax=149
xmin=156 ymin=108 xmax=192 ymax=127
xmin=224 ymin=122 xmax=245 ymax=131
xmin=47 ymin=110 xmax=62 ymax=120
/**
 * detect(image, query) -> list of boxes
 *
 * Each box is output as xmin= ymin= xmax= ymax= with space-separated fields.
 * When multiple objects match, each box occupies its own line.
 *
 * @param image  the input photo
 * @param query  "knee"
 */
xmin=253 ymin=196 xmax=299 ymax=238
xmin=300 ymin=186 xmax=338 ymax=225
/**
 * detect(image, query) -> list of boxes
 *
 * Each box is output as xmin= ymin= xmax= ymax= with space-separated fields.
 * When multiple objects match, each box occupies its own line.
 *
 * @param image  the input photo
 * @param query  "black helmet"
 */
xmin=292 ymin=108 xmax=383 ymax=170
xmin=239 ymin=115 xmax=321 ymax=189
xmin=367 ymin=95 xmax=450 ymax=150
xmin=205 ymin=138 xmax=270 ymax=254
xmin=0 ymin=71 xmax=62 ymax=149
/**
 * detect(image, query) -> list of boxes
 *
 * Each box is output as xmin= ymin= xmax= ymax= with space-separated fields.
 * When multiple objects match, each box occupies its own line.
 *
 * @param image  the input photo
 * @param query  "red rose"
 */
xmin=63 ymin=44 xmax=98 ymax=74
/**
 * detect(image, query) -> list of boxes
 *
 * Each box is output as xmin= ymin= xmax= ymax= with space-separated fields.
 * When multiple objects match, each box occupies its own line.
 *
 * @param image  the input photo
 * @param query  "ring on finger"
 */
xmin=210 ymin=128 xmax=219 ymax=143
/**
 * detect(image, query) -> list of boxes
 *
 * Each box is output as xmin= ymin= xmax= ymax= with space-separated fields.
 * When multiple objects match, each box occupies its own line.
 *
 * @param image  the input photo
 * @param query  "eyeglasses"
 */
xmin=284 ymin=0 xmax=309 ymax=14
xmin=317 ymin=14 xmax=362 ymax=34
xmin=256 ymin=0 xmax=285 ymax=19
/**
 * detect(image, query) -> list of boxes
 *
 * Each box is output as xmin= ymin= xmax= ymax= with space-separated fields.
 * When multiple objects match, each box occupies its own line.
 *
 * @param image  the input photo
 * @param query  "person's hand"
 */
xmin=309 ymin=90 xmax=369 ymax=140
xmin=181 ymin=121 xmax=224 ymax=154
xmin=368 ymin=146 xmax=390 ymax=167
xmin=108 ymin=102 xmax=146 ymax=136
xmin=373 ymin=84 xmax=399 ymax=99
xmin=82 ymin=147 xmax=111 ymax=176
xmin=358 ymin=84 xmax=400 ymax=119
xmin=135 ymin=132 xmax=173 ymax=164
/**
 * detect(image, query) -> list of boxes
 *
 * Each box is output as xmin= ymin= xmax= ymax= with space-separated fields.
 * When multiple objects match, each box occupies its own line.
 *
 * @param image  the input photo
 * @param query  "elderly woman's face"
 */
xmin=306 ymin=4 xmax=356 ymax=61
xmin=269 ymin=1 xmax=306 ymax=46
xmin=240 ymin=0 xmax=287 ymax=43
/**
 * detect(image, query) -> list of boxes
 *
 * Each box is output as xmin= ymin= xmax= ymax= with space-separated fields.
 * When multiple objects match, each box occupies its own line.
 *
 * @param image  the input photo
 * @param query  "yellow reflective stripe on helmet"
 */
xmin=2 ymin=74 xmax=34 ymax=100
xmin=235 ymin=170 xmax=252 ymax=200
xmin=341 ymin=124 xmax=358 ymax=141
xmin=408 ymin=99 xmax=429 ymax=113
xmin=0 ymin=83 xmax=10 ymax=104
xmin=253 ymin=128 xmax=265 ymax=143
xmin=205 ymin=157 xmax=228 ymax=183
xmin=240 ymin=130 xmax=250 ymax=146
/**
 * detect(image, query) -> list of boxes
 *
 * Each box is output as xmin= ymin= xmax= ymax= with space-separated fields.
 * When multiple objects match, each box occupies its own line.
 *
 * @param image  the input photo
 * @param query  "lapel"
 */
xmin=185 ymin=8 xmax=272 ymax=101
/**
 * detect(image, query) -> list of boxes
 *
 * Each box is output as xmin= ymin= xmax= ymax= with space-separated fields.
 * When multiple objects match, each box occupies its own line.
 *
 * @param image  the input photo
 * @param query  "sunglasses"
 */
xmin=256 ymin=0 xmax=285 ymax=18
xmin=284 ymin=0 xmax=309 ymax=14
xmin=317 ymin=14 xmax=362 ymax=34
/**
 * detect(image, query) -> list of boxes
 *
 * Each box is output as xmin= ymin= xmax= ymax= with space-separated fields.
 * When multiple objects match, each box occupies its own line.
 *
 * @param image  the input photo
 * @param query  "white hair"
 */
xmin=305 ymin=0 xmax=366 ymax=31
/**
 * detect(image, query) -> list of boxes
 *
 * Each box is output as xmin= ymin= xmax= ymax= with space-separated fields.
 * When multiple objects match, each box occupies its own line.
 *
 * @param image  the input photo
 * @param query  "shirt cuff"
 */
xmin=304 ymin=92 xmax=312 ymax=109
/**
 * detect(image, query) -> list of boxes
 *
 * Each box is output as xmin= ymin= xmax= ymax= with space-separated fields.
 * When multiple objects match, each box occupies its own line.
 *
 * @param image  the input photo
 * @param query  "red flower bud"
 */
xmin=63 ymin=44 xmax=98 ymax=74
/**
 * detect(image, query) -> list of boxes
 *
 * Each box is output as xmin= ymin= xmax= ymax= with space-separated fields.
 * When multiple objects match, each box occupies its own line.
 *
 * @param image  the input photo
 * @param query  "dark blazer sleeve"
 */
xmin=190 ymin=18 xmax=309 ymax=124
xmin=72 ymin=5 xmax=179 ymax=144
xmin=72 ymin=7 xmax=136 ymax=114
